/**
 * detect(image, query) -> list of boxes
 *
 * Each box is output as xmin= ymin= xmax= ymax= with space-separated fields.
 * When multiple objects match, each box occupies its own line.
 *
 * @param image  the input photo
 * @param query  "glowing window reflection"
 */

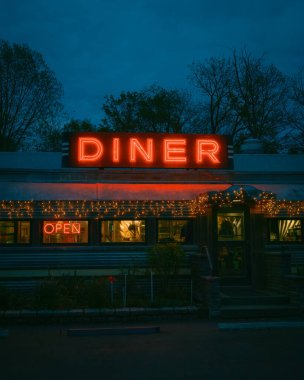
xmin=0 ymin=221 xmax=30 ymax=244
xmin=217 ymin=213 xmax=245 ymax=241
xmin=101 ymin=220 xmax=146 ymax=243
xmin=157 ymin=219 xmax=193 ymax=244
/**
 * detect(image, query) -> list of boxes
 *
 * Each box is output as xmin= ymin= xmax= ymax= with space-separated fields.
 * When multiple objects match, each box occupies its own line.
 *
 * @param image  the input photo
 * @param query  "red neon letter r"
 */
xmin=196 ymin=139 xmax=221 ymax=164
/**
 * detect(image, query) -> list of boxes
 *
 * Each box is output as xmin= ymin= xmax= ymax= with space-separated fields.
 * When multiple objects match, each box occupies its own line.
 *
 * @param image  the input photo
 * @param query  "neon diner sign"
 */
xmin=68 ymin=133 xmax=230 ymax=169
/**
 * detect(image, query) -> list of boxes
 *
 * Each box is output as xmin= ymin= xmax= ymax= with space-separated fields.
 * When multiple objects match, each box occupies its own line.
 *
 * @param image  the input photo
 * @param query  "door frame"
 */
xmin=213 ymin=205 xmax=251 ymax=284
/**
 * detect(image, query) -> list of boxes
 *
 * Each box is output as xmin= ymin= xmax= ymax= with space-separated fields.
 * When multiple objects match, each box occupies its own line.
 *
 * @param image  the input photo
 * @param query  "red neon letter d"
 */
xmin=78 ymin=137 xmax=103 ymax=162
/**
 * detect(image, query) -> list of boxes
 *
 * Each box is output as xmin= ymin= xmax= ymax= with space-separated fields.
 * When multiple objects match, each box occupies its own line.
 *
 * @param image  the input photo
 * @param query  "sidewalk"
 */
xmin=0 ymin=305 xmax=203 ymax=323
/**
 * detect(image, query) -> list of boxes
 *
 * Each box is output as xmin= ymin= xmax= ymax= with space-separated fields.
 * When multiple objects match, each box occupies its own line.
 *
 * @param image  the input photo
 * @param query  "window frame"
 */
xmin=217 ymin=211 xmax=245 ymax=242
xmin=100 ymin=219 xmax=147 ymax=244
xmin=0 ymin=219 xmax=31 ymax=245
xmin=156 ymin=218 xmax=194 ymax=244
xmin=267 ymin=218 xmax=303 ymax=243
xmin=41 ymin=219 xmax=90 ymax=245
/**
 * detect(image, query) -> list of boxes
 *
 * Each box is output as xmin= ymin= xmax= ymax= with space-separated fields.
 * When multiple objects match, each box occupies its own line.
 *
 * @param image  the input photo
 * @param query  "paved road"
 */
xmin=0 ymin=320 xmax=303 ymax=380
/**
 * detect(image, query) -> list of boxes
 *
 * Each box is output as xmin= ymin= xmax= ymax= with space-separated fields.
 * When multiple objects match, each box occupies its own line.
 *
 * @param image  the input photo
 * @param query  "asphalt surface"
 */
xmin=0 ymin=320 xmax=303 ymax=380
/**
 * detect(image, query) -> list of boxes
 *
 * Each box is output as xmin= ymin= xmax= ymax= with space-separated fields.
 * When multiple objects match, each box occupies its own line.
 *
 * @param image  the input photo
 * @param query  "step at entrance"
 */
xmin=220 ymin=286 xmax=301 ymax=319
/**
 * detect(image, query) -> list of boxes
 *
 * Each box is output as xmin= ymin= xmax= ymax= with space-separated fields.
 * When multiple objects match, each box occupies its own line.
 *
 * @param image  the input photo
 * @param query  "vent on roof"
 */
xmin=240 ymin=138 xmax=263 ymax=153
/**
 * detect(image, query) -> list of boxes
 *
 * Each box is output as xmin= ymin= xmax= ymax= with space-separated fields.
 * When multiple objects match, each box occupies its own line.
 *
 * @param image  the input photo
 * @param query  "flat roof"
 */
xmin=0 ymin=152 xmax=304 ymax=172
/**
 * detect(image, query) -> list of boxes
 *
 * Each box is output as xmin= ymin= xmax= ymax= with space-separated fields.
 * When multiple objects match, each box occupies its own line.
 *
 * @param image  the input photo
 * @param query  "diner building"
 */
xmin=0 ymin=133 xmax=304 ymax=312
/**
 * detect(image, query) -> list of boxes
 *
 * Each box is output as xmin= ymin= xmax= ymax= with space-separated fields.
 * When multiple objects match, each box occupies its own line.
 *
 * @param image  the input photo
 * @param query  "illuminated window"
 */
xmin=217 ymin=213 xmax=245 ymax=241
xmin=268 ymin=219 xmax=302 ymax=242
xmin=42 ymin=221 xmax=88 ymax=244
xmin=0 ymin=221 xmax=30 ymax=244
xmin=157 ymin=219 xmax=193 ymax=243
xmin=101 ymin=220 xmax=146 ymax=243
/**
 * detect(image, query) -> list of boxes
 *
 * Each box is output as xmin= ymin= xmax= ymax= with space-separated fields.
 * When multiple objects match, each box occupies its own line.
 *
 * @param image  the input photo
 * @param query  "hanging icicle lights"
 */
xmin=0 ymin=190 xmax=304 ymax=219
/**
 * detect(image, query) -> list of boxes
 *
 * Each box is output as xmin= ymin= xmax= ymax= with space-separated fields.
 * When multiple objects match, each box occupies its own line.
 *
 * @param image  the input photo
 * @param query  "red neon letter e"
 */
xmin=78 ymin=137 xmax=103 ymax=162
xmin=196 ymin=139 xmax=221 ymax=164
xmin=163 ymin=139 xmax=187 ymax=162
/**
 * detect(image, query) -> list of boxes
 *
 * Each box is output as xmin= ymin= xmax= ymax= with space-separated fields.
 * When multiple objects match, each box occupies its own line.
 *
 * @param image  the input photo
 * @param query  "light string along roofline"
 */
xmin=0 ymin=190 xmax=304 ymax=219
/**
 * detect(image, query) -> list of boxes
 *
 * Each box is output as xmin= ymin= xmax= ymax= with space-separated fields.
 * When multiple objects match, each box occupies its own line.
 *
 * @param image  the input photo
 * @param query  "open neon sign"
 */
xmin=43 ymin=222 xmax=81 ymax=235
xmin=68 ymin=133 xmax=230 ymax=169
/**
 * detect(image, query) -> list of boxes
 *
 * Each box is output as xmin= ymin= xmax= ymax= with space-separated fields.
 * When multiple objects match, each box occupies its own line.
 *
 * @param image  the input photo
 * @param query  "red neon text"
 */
xmin=196 ymin=139 xmax=220 ymax=164
xmin=78 ymin=137 xmax=103 ymax=162
xmin=113 ymin=138 xmax=120 ymax=162
xmin=43 ymin=222 xmax=81 ymax=235
xmin=130 ymin=138 xmax=153 ymax=162
xmin=71 ymin=133 xmax=228 ymax=168
xmin=163 ymin=139 xmax=187 ymax=162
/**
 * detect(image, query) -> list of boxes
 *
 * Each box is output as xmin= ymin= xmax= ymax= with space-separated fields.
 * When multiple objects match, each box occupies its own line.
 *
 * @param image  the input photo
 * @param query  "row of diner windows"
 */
xmin=0 ymin=219 xmax=193 ymax=245
xmin=0 ymin=217 xmax=303 ymax=245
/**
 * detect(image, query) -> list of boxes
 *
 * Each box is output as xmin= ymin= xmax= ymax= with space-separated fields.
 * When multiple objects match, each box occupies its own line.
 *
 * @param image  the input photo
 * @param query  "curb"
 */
xmin=67 ymin=326 xmax=160 ymax=336
xmin=0 ymin=306 xmax=202 ymax=322
xmin=0 ymin=329 xmax=9 ymax=337
xmin=218 ymin=321 xmax=304 ymax=330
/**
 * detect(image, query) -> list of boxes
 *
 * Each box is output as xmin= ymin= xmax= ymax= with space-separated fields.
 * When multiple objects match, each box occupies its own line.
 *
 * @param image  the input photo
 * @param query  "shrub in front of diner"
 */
xmin=0 ymin=252 xmax=194 ymax=310
xmin=0 ymin=277 xmax=192 ymax=310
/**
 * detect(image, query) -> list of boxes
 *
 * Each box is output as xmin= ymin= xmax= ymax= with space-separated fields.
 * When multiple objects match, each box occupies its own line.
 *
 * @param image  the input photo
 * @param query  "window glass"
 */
xmin=157 ymin=219 xmax=193 ymax=243
xmin=101 ymin=220 xmax=146 ymax=243
xmin=218 ymin=245 xmax=246 ymax=276
xmin=42 ymin=220 xmax=88 ymax=244
xmin=17 ymin=221 xmax=30 ymax=243
xmin=0 ymin=221 xmax=15 ymax=244
xmin=0 ymin=221 xmax=30 ymax=244
xmin=269 ymin=219 xmax=302 ymax=242
xmin=217 ymin=213 xmax=244 ymax=241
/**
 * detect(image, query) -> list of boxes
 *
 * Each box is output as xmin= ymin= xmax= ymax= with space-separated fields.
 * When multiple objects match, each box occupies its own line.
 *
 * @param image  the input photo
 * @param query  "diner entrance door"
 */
xmin=215 ymin=209 xmax=251 ymax=283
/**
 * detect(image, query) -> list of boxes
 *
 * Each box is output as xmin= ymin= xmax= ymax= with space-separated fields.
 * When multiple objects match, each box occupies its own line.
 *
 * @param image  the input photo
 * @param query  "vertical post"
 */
xmin=150 ymin=271 xmax=154 ymax=304
xmin=108 ymin=275 xmax=116 ymax=305
xmin=190 ymin=279 xmax=193 ymax=305
xmin=123 ymin=274 xmax=127 ymax=307
xmin=110 ymin=282 xmax=114 ymax=304
xmin=203 ymin=276 xmax=221 ymax=318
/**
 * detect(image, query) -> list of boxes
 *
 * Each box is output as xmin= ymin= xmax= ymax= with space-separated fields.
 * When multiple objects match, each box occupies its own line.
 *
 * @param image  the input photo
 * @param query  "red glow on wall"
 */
xmin=43 ymin=222 xmax=81 ymax=235
xmin=69 ymin=132 xmax=230 ymax=169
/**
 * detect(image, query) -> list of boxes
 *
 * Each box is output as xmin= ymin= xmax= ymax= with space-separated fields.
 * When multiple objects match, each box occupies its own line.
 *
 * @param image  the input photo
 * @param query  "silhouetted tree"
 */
xmin=37 ymin=119 xmax=98 ymax=151
xmin=189 ymin=57 xmax=233 ymax=134
xmin=230 ymin=50 xmax=288 ymax=151
xmin=288 ymin=68 xmax=304 ymax=152
xmin=0 ymin=40 xmax=63 ymax=150
xmin=101 ymin=85 xmax=199 ymax=133
xmin=189 ymin=50 xmax=289 ymax=151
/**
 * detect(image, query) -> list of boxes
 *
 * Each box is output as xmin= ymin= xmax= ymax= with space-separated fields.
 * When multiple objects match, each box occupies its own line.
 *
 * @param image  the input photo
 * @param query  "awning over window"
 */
xmin=254 ymin=184 xmax=304 ymax=201
xmin=0 ymin=183 xmax=230 ymax=201
xmin=1 ymin=182 xmax=304 ymax=201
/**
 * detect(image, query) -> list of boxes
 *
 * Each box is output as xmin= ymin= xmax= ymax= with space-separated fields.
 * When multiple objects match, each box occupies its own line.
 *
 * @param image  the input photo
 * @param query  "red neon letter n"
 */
xmin=130 ymin=138 xmax=153 ymax=162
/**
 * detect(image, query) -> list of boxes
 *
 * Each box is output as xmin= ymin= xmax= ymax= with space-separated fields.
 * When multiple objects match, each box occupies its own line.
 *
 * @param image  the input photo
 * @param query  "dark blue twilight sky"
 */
xmin=1 ymin=0 xmax=304 ymax=124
